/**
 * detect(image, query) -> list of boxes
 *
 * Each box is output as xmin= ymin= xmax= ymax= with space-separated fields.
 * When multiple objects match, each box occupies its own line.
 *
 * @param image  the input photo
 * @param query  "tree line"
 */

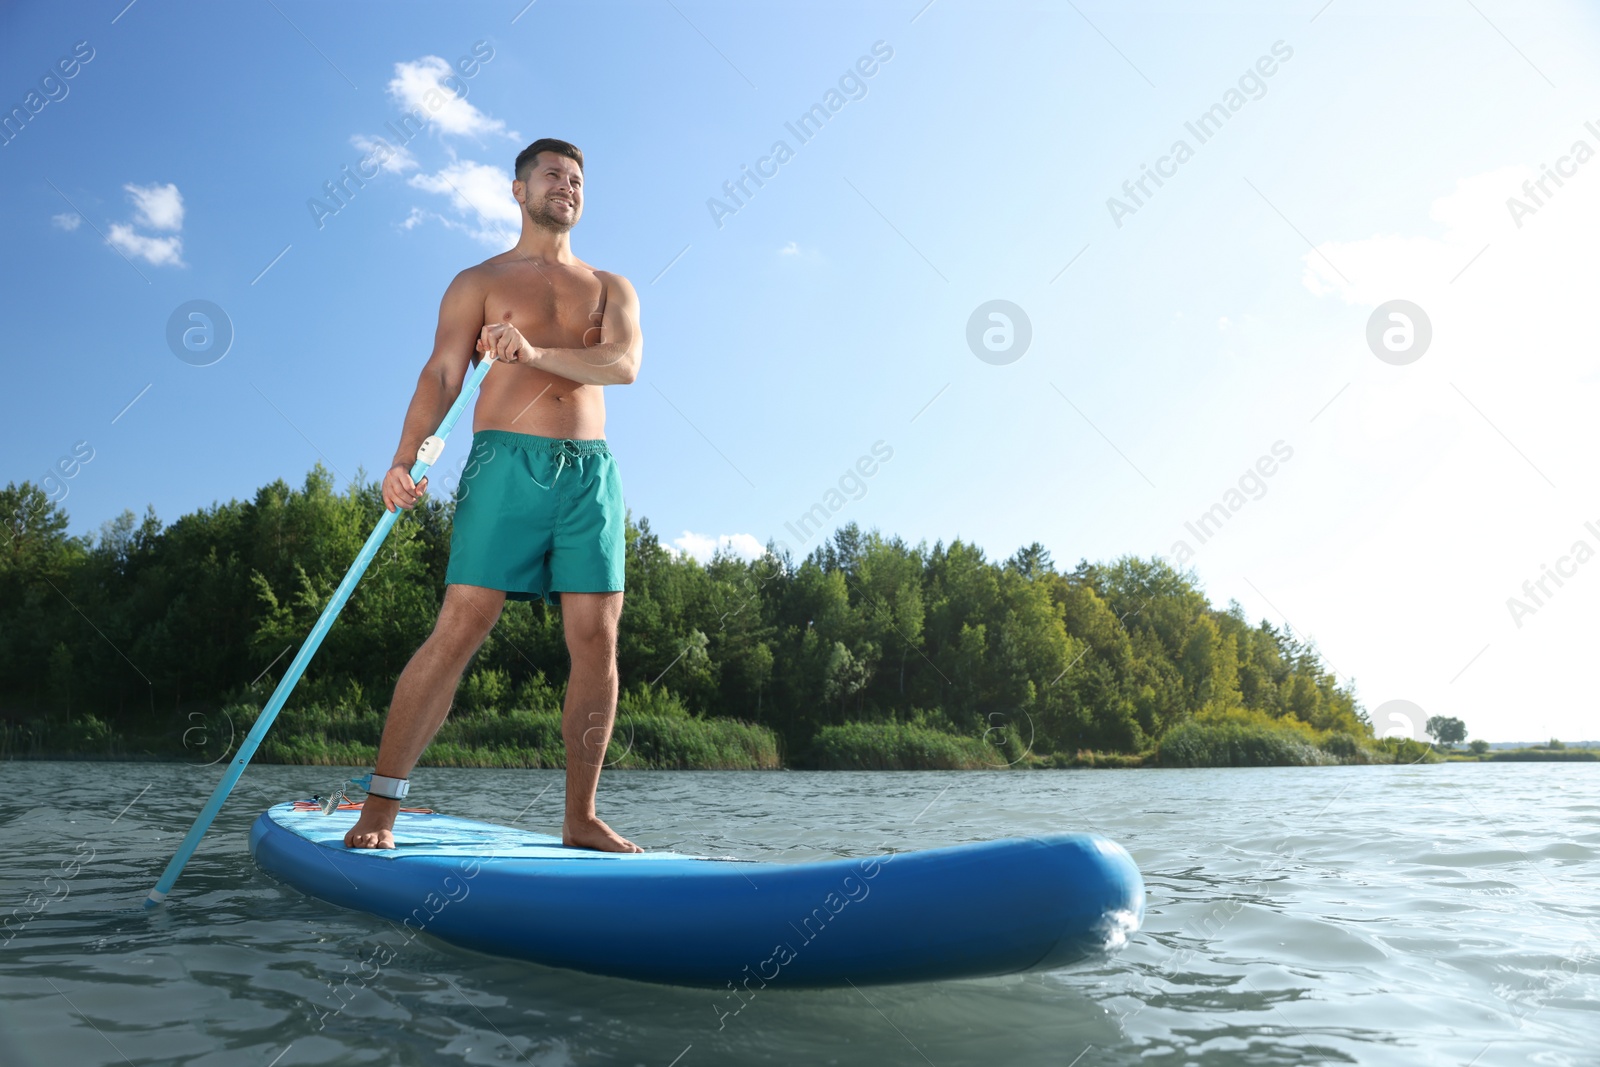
xmin=0 ymin=465 xmax=1370 ymax=761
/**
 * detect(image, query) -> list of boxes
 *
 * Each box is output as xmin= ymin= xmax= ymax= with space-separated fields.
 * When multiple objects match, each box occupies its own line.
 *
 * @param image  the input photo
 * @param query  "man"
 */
xmin=343 ymin=138 xmax=644 ymax=853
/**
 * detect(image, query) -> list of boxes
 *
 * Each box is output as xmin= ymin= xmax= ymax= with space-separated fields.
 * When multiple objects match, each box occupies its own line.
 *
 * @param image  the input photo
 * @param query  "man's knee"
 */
xmin=562 ymin=595 xmax=621 ymax=665
xmin=435 ymin=587 xmax=505 ymax=649
xmin=567 ymin=623 xmax=618 ymax=666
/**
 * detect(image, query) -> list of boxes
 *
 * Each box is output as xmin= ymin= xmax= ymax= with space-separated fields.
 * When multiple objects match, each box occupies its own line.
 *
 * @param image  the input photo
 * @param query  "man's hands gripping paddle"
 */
xmin=381 ymin=322 xmax=523 ymax=515
xmin=383 ymin=464 xmax=427 ymax=513
xmin=479 ymin=319 xmax=538 ymax=365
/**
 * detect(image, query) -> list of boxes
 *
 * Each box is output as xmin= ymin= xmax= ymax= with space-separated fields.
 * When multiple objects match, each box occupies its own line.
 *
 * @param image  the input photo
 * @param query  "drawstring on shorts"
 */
xmin=530 ymin=439 xmax=587 ymax=490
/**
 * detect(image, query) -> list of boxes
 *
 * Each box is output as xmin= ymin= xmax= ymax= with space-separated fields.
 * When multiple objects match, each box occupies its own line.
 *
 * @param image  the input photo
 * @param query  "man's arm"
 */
xmin=482 ymin=273 xmax=643 ymax=386
xmin=383 ymin=270 xmax=485 ymax=512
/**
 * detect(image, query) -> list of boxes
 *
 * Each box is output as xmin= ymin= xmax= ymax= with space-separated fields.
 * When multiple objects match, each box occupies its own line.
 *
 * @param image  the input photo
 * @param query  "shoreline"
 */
xmin=7 ymin=748 xmax=1591 ymax=768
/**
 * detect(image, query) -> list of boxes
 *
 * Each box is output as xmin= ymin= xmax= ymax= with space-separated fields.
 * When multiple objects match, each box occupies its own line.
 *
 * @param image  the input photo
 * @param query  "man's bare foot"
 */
xmin=343 ymin=798 xmax=401 ymax=849
xmin=563 ymin=814 xmax=642 ymax=853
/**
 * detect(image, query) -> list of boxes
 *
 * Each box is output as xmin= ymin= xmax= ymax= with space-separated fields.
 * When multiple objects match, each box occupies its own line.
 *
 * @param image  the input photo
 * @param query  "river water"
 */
xmin=0 ymin=761 xmax=1594 ymax=1066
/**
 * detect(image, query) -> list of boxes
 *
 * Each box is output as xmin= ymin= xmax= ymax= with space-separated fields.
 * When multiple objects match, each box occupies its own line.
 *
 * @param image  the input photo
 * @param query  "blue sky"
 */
xmin=4 ymin=0 xmax=1599 ymax=741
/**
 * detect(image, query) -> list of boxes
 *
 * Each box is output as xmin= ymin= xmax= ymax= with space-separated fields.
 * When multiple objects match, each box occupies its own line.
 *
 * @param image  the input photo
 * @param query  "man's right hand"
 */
xmin=382 ymin=464 xmax=429 ymax=512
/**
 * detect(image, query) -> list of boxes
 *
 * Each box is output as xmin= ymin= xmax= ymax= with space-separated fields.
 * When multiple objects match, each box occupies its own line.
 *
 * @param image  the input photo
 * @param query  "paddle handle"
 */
xmin=145 ymin=357 xmax=495 ymax=907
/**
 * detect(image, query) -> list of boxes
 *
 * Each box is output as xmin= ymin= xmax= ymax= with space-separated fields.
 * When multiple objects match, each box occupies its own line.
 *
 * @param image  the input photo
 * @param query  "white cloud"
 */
xmin=386 ymin=56 xmax=511 ymax=140
xmin=350 ymin=134 xmax=417 ymax=174
xmin=1299 ymin=167 xmax=1528 ymax=305
xmin=124 ymin=181 xmax=183 ymax=231
xmin=94 ymin=182 xmax=186 ymax=265
xmin=407 ymin=160 xmax=522 ymax=246
xmin=365 ymin=53 xmax=521 ymax=244
xmin=51 ymin=212 xmax=81 ymax=231
xmin=777 ymin=240 xmax=828 ymax=264
xmin=106 ymin=223 xmax=183 ymax=266
xmin=670 ymin=531 xmax=769 ymax=564
xmin=1277 ymin=155 xmax=1600 ymax=741
xmin=396 ymin=207 xmax=512 ymax=249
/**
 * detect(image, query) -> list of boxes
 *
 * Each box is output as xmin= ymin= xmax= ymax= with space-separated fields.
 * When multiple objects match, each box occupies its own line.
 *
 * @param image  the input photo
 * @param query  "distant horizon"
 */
xmin=1477 ymin=740 xmax=1600 ymax=749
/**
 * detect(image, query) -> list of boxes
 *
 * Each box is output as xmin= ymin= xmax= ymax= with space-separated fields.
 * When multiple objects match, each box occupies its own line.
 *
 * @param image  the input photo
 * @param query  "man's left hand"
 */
xmin=478 ymin=322 xmax=540 ymax=365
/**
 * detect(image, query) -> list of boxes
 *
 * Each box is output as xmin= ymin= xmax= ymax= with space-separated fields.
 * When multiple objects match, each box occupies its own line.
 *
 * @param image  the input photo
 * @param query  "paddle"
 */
xmin=145 ymin=356 xmax=496 ymax=907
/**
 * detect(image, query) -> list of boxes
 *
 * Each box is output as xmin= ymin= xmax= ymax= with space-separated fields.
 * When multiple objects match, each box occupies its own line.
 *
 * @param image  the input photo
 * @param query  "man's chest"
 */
xmin=484 ymin=268 xmax=607 ymax=345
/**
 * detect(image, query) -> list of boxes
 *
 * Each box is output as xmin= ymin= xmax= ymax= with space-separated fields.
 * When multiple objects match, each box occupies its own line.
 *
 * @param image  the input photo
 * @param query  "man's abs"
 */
xmin=472 ymin=360 xmax=606 ymax=439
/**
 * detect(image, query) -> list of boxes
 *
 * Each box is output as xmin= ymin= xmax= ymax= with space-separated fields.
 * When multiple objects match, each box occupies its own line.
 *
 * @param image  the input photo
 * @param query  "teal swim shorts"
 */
xmin=444 ymin=429 xmax=626 ymax=606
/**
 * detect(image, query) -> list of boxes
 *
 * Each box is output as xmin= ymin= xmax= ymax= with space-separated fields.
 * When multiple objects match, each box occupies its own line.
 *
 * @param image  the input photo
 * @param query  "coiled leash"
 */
xmin=316 ymin=771 xmax=410 ymax=815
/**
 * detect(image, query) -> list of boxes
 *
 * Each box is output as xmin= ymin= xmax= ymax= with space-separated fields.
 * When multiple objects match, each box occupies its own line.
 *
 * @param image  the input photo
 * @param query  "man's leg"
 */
xmin=557 ymin=590 xmax=640 ymax=852
xmin=345 ymin=583 xmax=507 ymax=848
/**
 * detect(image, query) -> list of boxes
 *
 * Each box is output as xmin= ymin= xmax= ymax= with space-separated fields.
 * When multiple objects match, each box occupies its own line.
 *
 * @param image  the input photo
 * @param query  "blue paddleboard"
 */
xmin=249 ymin=801 xmax=1143 ymax=988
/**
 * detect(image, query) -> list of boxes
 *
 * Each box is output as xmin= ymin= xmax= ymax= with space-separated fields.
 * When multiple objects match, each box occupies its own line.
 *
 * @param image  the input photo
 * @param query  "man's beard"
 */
xmin=528 ymin=199 xmax=576 ymax=233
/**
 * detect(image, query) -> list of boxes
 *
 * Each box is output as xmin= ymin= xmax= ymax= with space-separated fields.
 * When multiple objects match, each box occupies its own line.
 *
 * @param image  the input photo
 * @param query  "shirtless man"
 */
xmin=343 ymin=137 xmax=644 ymax=853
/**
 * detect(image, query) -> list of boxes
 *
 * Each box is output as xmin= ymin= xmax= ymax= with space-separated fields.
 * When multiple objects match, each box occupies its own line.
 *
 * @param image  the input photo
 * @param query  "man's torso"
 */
xmin=470 ymin=254 xmax=611 ymax=439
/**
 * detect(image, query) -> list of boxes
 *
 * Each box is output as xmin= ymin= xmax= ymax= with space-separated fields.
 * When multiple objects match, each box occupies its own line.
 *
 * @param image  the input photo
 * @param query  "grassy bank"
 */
xmin=800 ymin=721 xmax=1002 ymax=770
xmin=1486 ymin=747 xmax=1599 ymax=762
xmin=4 ymin=702 xmax=1460 ymax=770
xmin=1152 ymin=708 xmax=1438 ymax=767
xmin=0 ymin=681 xmax=780 ymax=770
xmin=245 ymin=710 xmax=781 ymax=770
xmin=1045 ymin=750 xmax=1150 ymax=769
xmin=236 ymin=680 xmax=781 ymax=770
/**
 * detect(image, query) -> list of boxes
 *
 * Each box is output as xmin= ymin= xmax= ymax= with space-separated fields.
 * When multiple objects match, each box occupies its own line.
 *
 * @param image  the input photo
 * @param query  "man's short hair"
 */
xmin=515 ymin=138 xmax=584 ymax=183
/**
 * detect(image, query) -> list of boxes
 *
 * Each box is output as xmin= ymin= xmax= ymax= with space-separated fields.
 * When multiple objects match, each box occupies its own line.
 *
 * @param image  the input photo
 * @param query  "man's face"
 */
xmin=519 ymin=152 xmax=582 ymax=232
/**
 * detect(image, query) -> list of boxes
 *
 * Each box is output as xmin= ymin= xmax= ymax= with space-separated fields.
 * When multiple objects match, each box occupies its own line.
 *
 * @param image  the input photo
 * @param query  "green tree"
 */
xmin=1426 ymin=715 xmax=1466 ymax=746
xmin=0 ymin=467 xmax=1369 ymax=767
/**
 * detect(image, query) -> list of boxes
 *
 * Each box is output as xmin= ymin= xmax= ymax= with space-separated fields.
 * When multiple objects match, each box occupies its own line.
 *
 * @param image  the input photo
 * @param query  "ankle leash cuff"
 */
xmin=351 ymin=772 xmax=410 ymax=800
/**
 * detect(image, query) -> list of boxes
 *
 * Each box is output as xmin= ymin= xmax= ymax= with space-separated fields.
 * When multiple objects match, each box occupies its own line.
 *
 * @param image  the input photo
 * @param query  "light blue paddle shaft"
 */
xmin=145 ymin=357 xmax=495 ymax=907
